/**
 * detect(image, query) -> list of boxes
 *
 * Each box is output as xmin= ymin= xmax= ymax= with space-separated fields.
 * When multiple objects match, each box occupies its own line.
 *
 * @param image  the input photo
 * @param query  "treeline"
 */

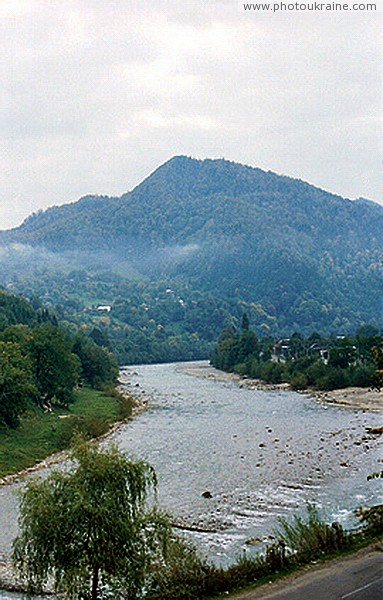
xmin=211 ymin=316 xmax=383 ymax=391
xmin=0 ymin=290 xmax=118 ymax=429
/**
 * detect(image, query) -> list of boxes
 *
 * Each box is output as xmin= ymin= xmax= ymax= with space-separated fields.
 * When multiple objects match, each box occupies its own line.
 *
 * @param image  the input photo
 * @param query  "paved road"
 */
xmin=229 ymin=546 xmax=383 ymax=599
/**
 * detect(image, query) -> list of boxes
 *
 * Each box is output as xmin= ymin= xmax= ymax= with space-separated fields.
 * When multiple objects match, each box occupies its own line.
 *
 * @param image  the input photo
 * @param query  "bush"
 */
xmin=57 ymin=416 xmax=110 ymax=449
xmin=118 ymin=396 xmax=133 ymax=420
xmin=147 ymin=537 xmax=210 ymax=600
xmin=248 ymin=358 xmax=261 ymax=379
xmin=350 ymin=364 xmax=375 ymax=388
xmin=100 ymin=386 xmax=133 ymax=420
xmin=317 ymin=367 xmax=350 ymax=390
xmin=355 ymin=504 xmax=383 ymax=535
xmin=233 ymin=362 xmax=248 ymax=376
xmin=258 ymin=362 xmax=286 ymax=384
xmin=275 ymin=504 xmax=350 ymax=563
xmin=305 ymin=361 xmax=328 ymax=386
xmin=290 ymin=373 xmax=308 ymax=390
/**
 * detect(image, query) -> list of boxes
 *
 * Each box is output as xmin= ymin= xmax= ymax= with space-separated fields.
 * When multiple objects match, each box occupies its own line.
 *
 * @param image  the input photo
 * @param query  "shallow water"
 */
xmin=111 ymin=362 xmax=382 ymax=563
xmin=0 ymin=361 xmax=381 ymax=597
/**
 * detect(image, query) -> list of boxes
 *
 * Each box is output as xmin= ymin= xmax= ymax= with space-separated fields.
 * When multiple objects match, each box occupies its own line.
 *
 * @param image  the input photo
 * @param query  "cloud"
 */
xmin=0 ymin=1 xmax=381 ymax=230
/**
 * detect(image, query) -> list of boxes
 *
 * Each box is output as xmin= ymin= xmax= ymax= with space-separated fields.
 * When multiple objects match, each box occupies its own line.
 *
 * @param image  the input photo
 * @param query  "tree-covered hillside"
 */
xmin=0 ymin=156 xmax=382 ymax=362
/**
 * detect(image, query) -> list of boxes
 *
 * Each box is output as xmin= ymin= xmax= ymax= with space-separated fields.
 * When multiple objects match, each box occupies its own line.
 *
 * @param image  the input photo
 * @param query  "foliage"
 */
xmin=56 ymin=416 xmax=110 ymax=450
xmin=147 ymin=505 xmax=353 ymax=600
xmin=0 ymin=290 xmax=122 ymax=428
xmin=147 ymin=537 xmax=211 ymax=600
xmin=275 ymin=504 xmax=350 ymax=563
xmin=28 ymin=324 xmax=81 ymax=406
xmin=212 ymin=324 xmax=381 ymax=391
xmin=0 ymin=341 xmax=37 ymax=428
xmin=355 ymin=504 xmax=383 ymax=535
xmin=0 ymin=289 xmax=37 ymax=330
xmin=0 ymin=387 xmax=127 ymax=478
xmin=371 ymin=346 xmax=383 ymax=390
xmin=73 ymin=333 xmax=118 ymax=388
xmin=13 ymin=442 xmax=172 ymax=599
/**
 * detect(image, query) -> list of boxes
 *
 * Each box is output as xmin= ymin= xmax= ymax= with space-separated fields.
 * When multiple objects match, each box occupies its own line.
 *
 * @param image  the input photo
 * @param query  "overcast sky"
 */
xmin=1 ymin=0 xmax=381 ymax=230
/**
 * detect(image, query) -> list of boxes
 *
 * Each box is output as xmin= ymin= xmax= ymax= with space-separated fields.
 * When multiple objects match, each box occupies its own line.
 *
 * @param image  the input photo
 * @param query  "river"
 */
xmin=113 ymin=362 xmax=382 ymax=561
xmin=0 ymin=361 xmax=381 ymax=597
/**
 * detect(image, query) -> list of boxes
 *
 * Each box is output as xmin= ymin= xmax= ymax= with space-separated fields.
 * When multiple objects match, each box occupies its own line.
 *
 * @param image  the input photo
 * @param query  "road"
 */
xmin=228 ymin=544 xmax=383 ymax=600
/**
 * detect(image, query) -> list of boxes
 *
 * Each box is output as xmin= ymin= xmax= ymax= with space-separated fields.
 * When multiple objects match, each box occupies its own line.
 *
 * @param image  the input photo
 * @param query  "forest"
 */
xmin=0 ymin=156 xmax=382 ymax=364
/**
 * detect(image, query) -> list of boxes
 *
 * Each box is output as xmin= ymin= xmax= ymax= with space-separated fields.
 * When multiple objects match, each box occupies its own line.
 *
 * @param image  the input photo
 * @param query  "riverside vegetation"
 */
xmin=10 ymin=441 xmax=383 ymax=600
xmin=211 ymin=314 xmax=383 ymax=392
xmin=0 ymin=289 xmax=132 ymax=477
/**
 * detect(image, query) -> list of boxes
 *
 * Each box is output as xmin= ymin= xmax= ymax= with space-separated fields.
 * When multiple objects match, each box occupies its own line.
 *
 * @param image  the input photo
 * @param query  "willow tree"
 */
xmin=12 ymin=442 xmax=171 ymax=599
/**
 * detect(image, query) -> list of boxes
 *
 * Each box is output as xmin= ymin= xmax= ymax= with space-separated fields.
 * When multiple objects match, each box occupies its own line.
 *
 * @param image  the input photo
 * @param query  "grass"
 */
xmin=145 ymin=505 xmax=383 ymax=600
xmin=0 ymin=387 xmax=132 ymax=478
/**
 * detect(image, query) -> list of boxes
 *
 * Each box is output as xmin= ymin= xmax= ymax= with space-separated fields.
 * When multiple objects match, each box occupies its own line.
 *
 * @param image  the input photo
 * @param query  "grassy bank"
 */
xmin=0 ymin=386 xmax=133 ymax=478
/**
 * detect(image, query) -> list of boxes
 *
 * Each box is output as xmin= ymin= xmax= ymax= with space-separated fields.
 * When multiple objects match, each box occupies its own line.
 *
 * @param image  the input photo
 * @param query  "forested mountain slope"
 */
xmin=0 ymin=156 xmax=381 ymax=362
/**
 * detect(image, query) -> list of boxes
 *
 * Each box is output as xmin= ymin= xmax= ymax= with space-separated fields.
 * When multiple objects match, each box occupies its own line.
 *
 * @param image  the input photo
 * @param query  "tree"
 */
xmin=241 ymin=312 xmax=250 ymax=331
xmin=28 ymin=324 xmax=80 ymax=405
xmin=0 ymin=341 xmax=37 ymax=428
xmin=328 ymin=338 xmax=357 ymax=369
xmin=73 ymin=333 xmax=118 ymax=388
xmin=13 ymin=442 xmax=172 ymax=599
xmin=371 ymin=346 xmax=383 ymax=390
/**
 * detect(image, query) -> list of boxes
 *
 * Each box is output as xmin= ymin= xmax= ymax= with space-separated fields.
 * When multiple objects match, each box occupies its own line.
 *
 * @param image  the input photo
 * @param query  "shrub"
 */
xmin=317 ymin=367 xmax=350 ymax=390
xmin=57 ymin=416 xmax=110 ymax=449
xmin=233 ymin=362 xmax=248 ymax=376
xmin=290 ymin=373 xmax=308 ymax=390
xmin=258 ymin=362 xmax=286 ymax=384
xmin=275 ymin=504 xmax=350 ymax=563
xmin=118 ymin=396 xmax=133 ymax=420
xmin=305 ymin=361 xmax=328 ymax=386
xmin=147 ymin=537 xmax=210 ymax=600
xmin=355 ymin=504 xmax=383 ymax=535
xmin=350 ymin=364 xmax=375 ymax=388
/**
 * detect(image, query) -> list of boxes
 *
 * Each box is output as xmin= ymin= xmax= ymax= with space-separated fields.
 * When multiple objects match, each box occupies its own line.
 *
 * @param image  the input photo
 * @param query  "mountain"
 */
xmin=0 ymin=156 xmax=382 ymax=362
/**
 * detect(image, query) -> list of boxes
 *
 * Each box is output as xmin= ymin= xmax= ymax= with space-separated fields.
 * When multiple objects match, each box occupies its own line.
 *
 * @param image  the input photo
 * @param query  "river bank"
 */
xmin=0 ymin=383 xmax=145 ymax=486
xmin=177 ymin=362 xmax=383 ymax=411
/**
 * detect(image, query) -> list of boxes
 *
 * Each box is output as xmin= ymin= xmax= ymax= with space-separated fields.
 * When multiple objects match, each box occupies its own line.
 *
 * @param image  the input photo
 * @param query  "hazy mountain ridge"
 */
xmin=3 ymin=156 xmax=382 ymax=252
xmin=0 ymin=156 xmax=382 ymax=362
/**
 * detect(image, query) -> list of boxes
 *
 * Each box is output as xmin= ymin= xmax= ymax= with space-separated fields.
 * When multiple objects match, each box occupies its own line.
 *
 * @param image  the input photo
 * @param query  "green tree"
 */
xmin=13 ymin=442 xmax=172 ymax=599
xmin=29 ymin=324 xmax=80 ymax=405
xmin=328 ymin=338 xmax=357 ymax=369
xmin=371 ymin=346 xmax=383 ymax=390
xmin=73 ymin=334 xmax=118 ymax=388
xmin=241 ymin=312 xmax=250 ymax=331
xmin=0 ymin=341 xmax=37 ymax=428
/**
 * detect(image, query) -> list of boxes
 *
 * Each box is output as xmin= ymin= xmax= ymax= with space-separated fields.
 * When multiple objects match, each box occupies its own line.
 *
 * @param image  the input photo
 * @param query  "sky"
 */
xmin=0 ymin=0 xmax=382 ymax=230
